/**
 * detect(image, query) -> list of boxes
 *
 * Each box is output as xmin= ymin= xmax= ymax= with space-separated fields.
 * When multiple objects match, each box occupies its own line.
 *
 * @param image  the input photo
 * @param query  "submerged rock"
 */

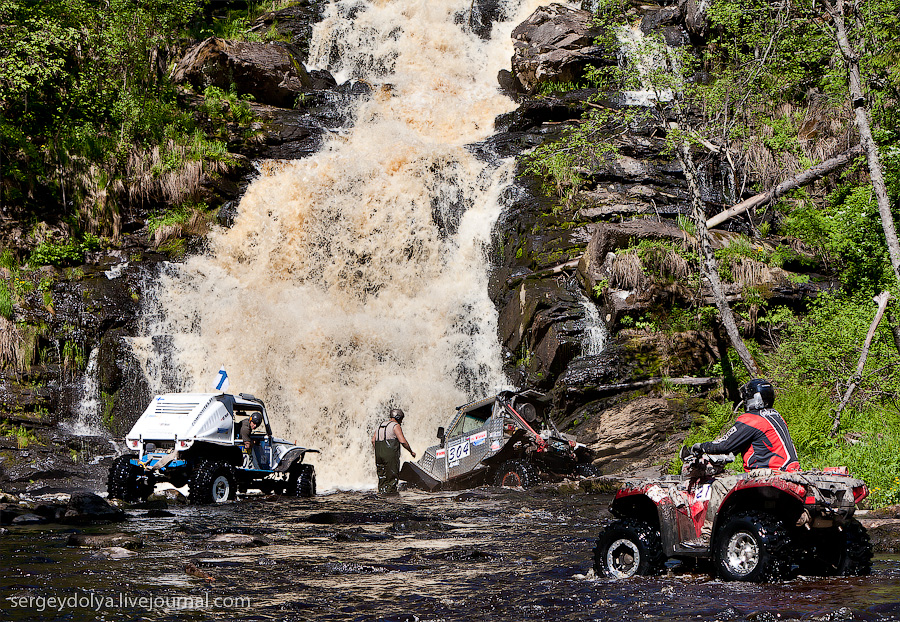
xmin=90 ymin=546 xmax=135 ymax=560
xmin=63 ymin=492 xmax=126 ymax=524
xmin=66 ymin=532 xmax=143 ymax=549
xmin=207 ymin=533 xmax=272 ymax=547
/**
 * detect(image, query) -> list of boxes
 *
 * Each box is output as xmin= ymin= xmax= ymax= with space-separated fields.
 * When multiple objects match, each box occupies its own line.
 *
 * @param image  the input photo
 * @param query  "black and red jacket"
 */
xmin=699 ymin=408 xmax=800 ymax=472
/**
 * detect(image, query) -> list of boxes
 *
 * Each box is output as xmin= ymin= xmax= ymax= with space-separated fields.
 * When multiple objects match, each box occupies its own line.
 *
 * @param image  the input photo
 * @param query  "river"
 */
xmin=3 ymin=490 xmax=899 ymax=621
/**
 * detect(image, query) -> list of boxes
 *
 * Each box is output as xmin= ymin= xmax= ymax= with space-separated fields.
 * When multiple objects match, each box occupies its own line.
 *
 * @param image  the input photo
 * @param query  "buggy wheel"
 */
xmin=289 ymin=464 xmax=316 ymax=498
xmin=107 ymin=454 xmax=153 ymax=502
xmin=714 ymin=512 xmax=793 ymax=582
xmin=190 ymin=460 xmax=237 ymax=504
xmin=593 ymin=519 xmax=664 ymax=579
xmin=493 ymin=460 xmax=537 ymax=489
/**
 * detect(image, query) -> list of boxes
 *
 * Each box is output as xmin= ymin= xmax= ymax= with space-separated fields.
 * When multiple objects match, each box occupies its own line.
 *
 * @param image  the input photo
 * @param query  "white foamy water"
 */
xmin=61 ymin=348 xmax=105 ymax=436
xmin=132 ymin=0 xmax=550 ymax=489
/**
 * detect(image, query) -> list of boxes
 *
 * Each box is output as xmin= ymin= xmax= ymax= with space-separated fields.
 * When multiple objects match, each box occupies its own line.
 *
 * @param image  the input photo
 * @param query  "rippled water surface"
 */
xmin=3 ymin=490 xmax=899 ymax=621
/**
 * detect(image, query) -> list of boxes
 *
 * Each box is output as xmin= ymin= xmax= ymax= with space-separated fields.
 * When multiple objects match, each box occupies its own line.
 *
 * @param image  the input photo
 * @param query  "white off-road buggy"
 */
xmin=108 ymin=392 xmax=318 ymax=504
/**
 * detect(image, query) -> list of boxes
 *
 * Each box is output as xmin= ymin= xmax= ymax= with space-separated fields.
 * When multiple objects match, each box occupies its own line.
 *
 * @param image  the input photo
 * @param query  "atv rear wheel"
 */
xmin=795 ymin=518 xmax=873 ymax=577
xmin=714 ymin=512 xmax=793 ymax=582
xmin=107 ymin=454 xmax=153 ymax=502
xmin=289 ymin=464 xmax=316 ymax=498
xmin=493 ymin=460 xmax=537 ymax=489
xmin=190 ymin=460 xmax=237 ymax=504
xmin=593 ymin=519 xmax=664 ymax=579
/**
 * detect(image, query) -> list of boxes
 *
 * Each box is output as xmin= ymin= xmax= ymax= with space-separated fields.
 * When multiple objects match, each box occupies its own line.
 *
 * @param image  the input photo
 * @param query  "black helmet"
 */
xmin=741 ymin=379 xmax=775 ymax=409
xmin=250 ymin=412 xmax=263 ymax=426
xmin=390 ymin=408 xmax=405 ymax=424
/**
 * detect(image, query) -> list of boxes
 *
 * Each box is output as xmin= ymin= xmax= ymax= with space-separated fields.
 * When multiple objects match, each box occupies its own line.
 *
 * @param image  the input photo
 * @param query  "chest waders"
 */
xmin=374 ymin=421 xmax=401 ymax=494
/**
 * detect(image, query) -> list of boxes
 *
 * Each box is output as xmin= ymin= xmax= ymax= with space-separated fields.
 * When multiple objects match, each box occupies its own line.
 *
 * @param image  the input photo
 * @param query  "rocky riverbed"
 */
xmin=3 ymin=480 xmax=900 ymax=622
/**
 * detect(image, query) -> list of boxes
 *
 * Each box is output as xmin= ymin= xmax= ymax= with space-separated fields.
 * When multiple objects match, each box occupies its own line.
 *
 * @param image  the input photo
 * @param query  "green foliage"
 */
xmin=519 ymin=104 xmax=644 ymax=204
xmin=768 ymin=292 xmax=900 ymax=409
xmin=0 ymin=422 xmax=41 ymax=448
xmin=201 ymin=86 xmax=255 ymax=127
xmin=28 ymin=234 xmax=100 ymax=268
xmin=0 ymin=281 xmax=14 ymax=319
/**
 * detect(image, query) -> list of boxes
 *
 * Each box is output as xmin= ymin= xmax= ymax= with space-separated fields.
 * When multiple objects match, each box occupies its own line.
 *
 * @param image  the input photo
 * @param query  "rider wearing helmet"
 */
xmin=693 ymin=378 xmax=800 ymax=472
xmin=371 ymin=407 xmax=416 ymax=494
xmin=683 ymin=379 xmax=800 ymax=549
xmin=240 ymin=411 xmax=264 ymax=469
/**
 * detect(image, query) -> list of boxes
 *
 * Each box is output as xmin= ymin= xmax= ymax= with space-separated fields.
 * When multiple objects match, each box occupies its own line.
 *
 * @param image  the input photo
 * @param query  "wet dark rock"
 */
xmin=388 ymin=520 xmax=451 ymax=533
xmin=147 ymin=488 xmax=188 ymax=505
xmin=248 ymin=0 xmax=328 ymax=59
xmin=331 ymin=527 xmax=393 ymax=542
xmin=174 ymin=38 xmax=311 ymax=108
xmin=426 ymin=547 xmax=499 ymax=562
xmin=207 ymin=533 xmax=272 ymax=547
xmin=67 ymin=532 xmax=143 ymax=549
xmin=63 ymin=491 xmax=126 ymax=524
xmin=510 ymin=4 xmax=614 ymax=94
xmin=859 ymin=518 xmax=900 ymax=553
xmin=456 ymin=0 xmax=505 ymax=40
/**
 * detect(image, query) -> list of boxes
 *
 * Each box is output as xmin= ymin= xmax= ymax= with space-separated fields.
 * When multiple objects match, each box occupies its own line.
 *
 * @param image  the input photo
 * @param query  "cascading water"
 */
xmin=131 ymin=0 xmax=549 ymax=489
xmin=61 ymin=347 xmax=105 ymax=436
xmin=579 ymin=294 xmax=609 ymax=357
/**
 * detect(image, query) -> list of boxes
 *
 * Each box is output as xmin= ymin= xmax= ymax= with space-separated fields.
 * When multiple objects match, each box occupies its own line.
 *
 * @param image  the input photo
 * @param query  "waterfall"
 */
xmin=132 ymin=0 xmax=548 ymax=489
xmin=61 ymin=347 xmax=105 ymax=436
xmin=579 ymin=295 xmax=609 ymax=357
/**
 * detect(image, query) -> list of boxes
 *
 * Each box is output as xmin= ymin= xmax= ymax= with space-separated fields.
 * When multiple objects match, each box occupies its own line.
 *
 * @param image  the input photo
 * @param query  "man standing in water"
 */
xmin=372 ymin=408 xmax=415 ymax=494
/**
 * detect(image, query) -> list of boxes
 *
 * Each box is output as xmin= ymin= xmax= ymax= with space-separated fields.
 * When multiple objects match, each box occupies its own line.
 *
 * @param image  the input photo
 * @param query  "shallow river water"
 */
xmin=3 ymin=489 xmax=899 ymax=621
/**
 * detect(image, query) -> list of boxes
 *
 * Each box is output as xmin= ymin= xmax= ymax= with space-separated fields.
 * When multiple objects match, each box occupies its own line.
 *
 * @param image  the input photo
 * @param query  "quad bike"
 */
xmin=594 ymin=448 xmax=873 ymax=582
xmin=108 ymin=392 xmax=318 ymax=504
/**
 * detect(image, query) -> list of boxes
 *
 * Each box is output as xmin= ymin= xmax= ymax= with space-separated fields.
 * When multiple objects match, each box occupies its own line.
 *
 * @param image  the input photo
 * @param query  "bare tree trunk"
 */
xmin=831 ymin=291 xmax=892 ymax=435
xmin=672 ymin=124 xmax=760 ymax=377
xmin=706 ymin=145 xmax=865 ymax=229
xmin=824 ymin=0 xmax=900 ymax=285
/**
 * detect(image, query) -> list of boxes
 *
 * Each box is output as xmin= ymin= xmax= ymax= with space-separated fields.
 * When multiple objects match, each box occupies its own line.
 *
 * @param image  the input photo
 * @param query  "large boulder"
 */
xmin=570 ymin=396 xmax=702 ymax=471
xmin=173 ymin=38 xmax=311 ymax=108
xmin=510 ymin=4 xmax=613 ymax=94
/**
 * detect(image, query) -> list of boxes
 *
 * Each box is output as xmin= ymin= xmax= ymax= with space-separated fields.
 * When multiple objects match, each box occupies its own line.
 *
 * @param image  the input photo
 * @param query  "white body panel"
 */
xmin=126 ymin=393 xmax=235 ymax=446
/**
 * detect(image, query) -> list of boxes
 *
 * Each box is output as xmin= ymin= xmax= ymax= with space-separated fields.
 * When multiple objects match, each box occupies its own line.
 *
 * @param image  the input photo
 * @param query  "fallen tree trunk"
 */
xmin=706 ymin=144 xmax=864 ymax=230
xmin=831 ymin=291 xmax=891 ymax=435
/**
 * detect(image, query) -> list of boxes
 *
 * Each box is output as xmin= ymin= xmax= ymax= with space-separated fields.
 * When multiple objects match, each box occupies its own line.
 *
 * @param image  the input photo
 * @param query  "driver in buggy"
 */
xmin=682 ymin=378 xmax=800 ymax=548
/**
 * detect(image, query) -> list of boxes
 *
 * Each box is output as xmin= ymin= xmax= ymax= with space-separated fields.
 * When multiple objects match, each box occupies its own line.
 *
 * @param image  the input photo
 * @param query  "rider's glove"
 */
xmin=691 ymin=442 xmax=703 ymax=456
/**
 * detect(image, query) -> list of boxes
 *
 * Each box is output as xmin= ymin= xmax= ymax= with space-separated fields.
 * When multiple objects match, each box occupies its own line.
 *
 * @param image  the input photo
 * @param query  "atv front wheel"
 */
xmin=593 ymin=519 xmax=664 ymax=579
xmin=107 ymin=454 xmax=153 ymax=502
xmin=493 ymin=460 xmax=537 ymax=488
xmin=289 ymin=464 xmax=316 ymax=498
xmin=714 ymin=512 xmax=793 ymax=582
xmin=190 ymin=460 xmax=237 ymax=504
